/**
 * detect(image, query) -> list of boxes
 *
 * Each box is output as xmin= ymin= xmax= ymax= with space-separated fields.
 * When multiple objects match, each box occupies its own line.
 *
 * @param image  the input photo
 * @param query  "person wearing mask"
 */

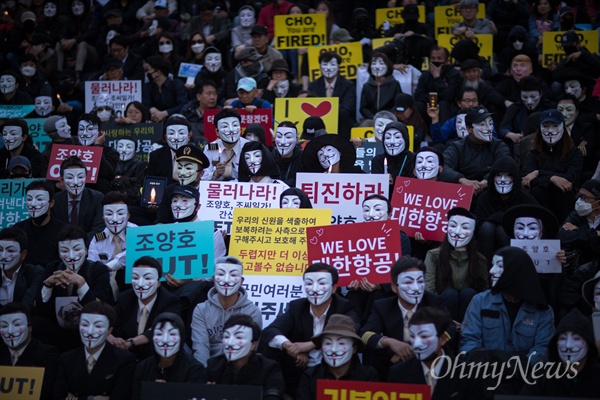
xmin=223 ymin=46 xmax=269 ymax=102
xmin=108 ymin=35 xmax=144 ymax=81
xmin=194 ymin=47 xmax=227 ymax=101
xmin=279 ymin=188 xmax=313 ymax=209
xmin=142 ymin=56 xmax=189 ymax=122
xmin=302 ymin=134 xmax=362 ymax=174
xmin=371 ymin=121 xmax=415 ymax=190
xmin=238 ymin=141 xmax=286 ymax=186
xmin=0 ymin=70 xmax=33 ymax=105
xmin=359 ymin=52 xmax=403 ymax=121
xmin=0 ymin=118 xmax=48 ymax=178
xmin=181 ymin=80 xmax=221 ymax=144
xmin=272 ymin=121 xmax=303 ymax=187
xmin=231 ymin=5 xmax=256 ymax=51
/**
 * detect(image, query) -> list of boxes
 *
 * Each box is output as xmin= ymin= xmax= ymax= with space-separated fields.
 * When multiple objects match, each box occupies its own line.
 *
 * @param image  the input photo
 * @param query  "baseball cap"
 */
xmin=539 ymin=109 xmax=564 ymax=124
xmin=170 ymin=185 xmax=199 ymax=201
xmin=154 ymin=0 xmax=168 ymax=9
xmin=465 ymin=106 xmax=493 ymax=126
xmin=237 ymin=77 xmax=257 ymax=92
xmin=8 ymin=156 xmax=32 ymax=171
xmin=250 ymin=25 xmax=268 ymax=36
xmin=236 ymin=46 xmax=261 ymax=62
xmin=561 ymin=31 xmax=579 ymax=47
xmin=394 ymin=93 xmax=415 ymax=112
xmin=559 ymin=6 xmax=574 ymax=17
xmin=21 ymin=11 xmax=36 ymax=23
xmin=331 ymin=29 xmax=353 ymax=43
xmin=301 ymin=117 xmax=326 ymax=140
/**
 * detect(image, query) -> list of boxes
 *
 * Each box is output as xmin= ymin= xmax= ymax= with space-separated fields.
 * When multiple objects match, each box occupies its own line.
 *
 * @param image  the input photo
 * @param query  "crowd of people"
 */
xmin=1 ymin=0 xmax=600 ymax=399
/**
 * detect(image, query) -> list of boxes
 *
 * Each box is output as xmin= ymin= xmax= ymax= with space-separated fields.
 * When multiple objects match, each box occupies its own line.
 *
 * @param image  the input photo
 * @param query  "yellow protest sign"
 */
xmin=274 ymin=13 xmax=327 ymax=50
xmin=434 ymin=4 xmax=486 ymax=38
xmin=0 ymin=367 xmax=45 ymax=400
xmin=275 ymin=97 xmax=339 ymax=134
xmin=437 ymin=34 xmax=493 ymax=67
xmin=308 ymin=42 xmax=363 ymax=80
xmin=542 ymin=30 xmax=599 ymax=67
xmin=372 ymin=37 xmax=394 ymax=50
xmin=230 ymin=208 xmax=332 ymax=276
xmin=350 ymin=126 xmax=415 ymax=151
xmin=375 ymin=6 xmax=426 ymax=32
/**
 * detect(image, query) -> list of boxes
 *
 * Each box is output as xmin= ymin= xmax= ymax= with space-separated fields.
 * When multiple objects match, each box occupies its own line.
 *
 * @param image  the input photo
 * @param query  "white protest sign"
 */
xmin=510 ymin=239 xmax=562 ymax=273
xmin=84 ymin=80 xmax=142 ymax=114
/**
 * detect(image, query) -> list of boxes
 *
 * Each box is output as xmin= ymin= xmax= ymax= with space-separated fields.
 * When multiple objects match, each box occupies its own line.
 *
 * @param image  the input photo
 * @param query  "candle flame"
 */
xmin=150 ymin=187 xmax=156 ymax=203
xmin=327 ymin=165 xmax=332 ymax=174
xmin=218 ymin=147 xmax=222 ymax=154
xmin=384 ymin=158 xmax=388 ymax=166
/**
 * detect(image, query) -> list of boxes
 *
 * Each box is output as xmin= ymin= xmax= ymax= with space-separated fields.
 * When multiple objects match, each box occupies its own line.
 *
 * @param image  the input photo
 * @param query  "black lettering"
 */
xmin=179 ymin=254 xmax=198 ymax=275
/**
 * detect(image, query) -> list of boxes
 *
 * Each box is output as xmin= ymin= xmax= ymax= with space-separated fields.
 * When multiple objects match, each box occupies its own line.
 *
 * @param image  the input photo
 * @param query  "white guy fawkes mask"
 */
xmin=371 ymin=57 xmax=388 ymax=78
xmin=512 ymin=40 xmax=524 ymax=50
xmin=320 ymin=59 xmax=339 ymax=79
xmin=472 ymin=117 xmax=493 ymax=142
xmin=593 ymin=281 xmax=600 ymax=311
xmin=540 ymin=122 xmax=564 ymax=145
xmin=103 ymin=204 xmax=128 ymax=235
xmin=557 ymin=331 xmax=588 ymax=364
xmin=415 ymin=151 xmax=439 ymax=180
xmin=165 ymin=124 xmax=189 ymax=151
xmin=77 ymin=120 xmax=99 ymax=146
xmin=322 ymin=334 xmax=354 ymax=367
xmin=317 ymin=145 xmax=341 ymax=169
xmin=281 ymin=195 xmax=301 ymax=208
xmin=397 ymin=270 xmax=425 ymax=305
xmin=79 ymin=313 xmax=110 ymax=349
xmin=239 ymin=8 xmax=255 ymax=28
xmin=2 ymin=125 xmax=24 ymax=151
xmin=409 ymin=323 xmax=439 ymax=361
xmin=153 ymin=321 xmax=180 ymax=358
xmin=275 ymin=127 xmax=297 ymax=156
xmin=63 ymin=167 xmax=87 ymax=196
xmin=56 ymin=117 xmax=71 ymax=139
xmin=58 ymin=239 xmax=86 ymax=271
xmin=384 ymin=128 xmax=405 ymax=156
xmin=132 ymin=267 xmax=159 ymax=300
xmin=521 ymin=90 xmax=541 ymax=111
xmin=0 ymin=312 xmax=28 ymax=349
xmin=26 ymin=189 xmax=50 ymax=218
xmin=35 ymin=96 xmax=53 ymax=116
xmin=557 ymin=103 xmax=577 ymax=126
xmin=222 ymin=324 xmax=253 ymax=361
xmin=304 ymin=271 xmax=333 ymax=306
xmin=490 ymin=254 xmax=504 ymax=287
xmin=244 ymin=149 xmax=262 ymax=174
xmin=0 ymin=75 xmax=17 ymax=94
xmin=494 ymin=173 xmax=513 ymax=195
xmin=176 ymin=161 xmax=200 ymax=185
xmin=117 ymin=139 xmax=136 ymax=161
xmin=456 ymin=113 xmax=468 ymax=138
xmin=0 ymin=240 xmax=21 ymax=271
xmin=217 ymin=117 xmax=241 ymax=144
xmin=171 ymin=194 xmax=196 ymax=221
xmin=447 ymin=215 xmax=475 ymax=248
xmin=564 ymin=80 xmax=582 ymax=99
xmin=72 ymin=1 xmax=84 ymax=16
xmin=214 ymin=263 xmax=243 ymax=297
xmin=204 ymin=53 xmax=222 ymax=73
xmin=274 ymin=80 xmax=289 ymax=98
xmin=374 ymin=117 xmax=393 ymax=142
xmin=44 ymin=2 xmax=57 ymax=17
xmin=362 ymin=198 xmax=388 ymax=222
xmin=514 ymin=217 xmax=542 ymax=240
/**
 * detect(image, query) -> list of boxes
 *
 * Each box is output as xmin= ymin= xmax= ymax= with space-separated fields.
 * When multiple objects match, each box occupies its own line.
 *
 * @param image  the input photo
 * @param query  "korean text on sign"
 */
xmin=243 ymin=275 xmax=305 ymax=327
xmin=24 ymin=118 xmax=52 ymax=154
xmin=104 ymin=122 xmax=163 ymax=163
xmin=203 ymin=108 xmax=273 ymax=145
xmin=84 ymin=80 xmax=142 ymax=113
xmin=355 ymin=142 xmax=383 ymax=174
xmin=0 ymin=178 xmax=36 ymax=228
xmin=510 ymin=239 xmax=561 ymax=274
xmin=45 ymin=144 xmax=103 ymax=183
xmin=274 ymin=13 xmax=327 ymax=50
xmin=316 ymin=379 xmax=431 ymax=400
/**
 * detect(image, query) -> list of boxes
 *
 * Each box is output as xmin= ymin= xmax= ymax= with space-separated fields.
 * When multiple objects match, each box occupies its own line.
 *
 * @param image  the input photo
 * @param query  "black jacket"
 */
xmin=359 ymin=75 xmax=403 ymax=120
xmin=0 ymin=263 xmax=45 ymax=312
xmin=442 ymin=137 xmax=511 ymax=183
xmin=52 ymin=187 xmax=105 ymax=240
xmin=0 ymin=141 xmax=48 ymax=179
xmin=272 ymin=146 xmax=303 ymax=188
xmin=523 ymin=140 xmax=583 ymax=189
xmin=142 ymin=78 xmax=188 ymax=117
xmin=558 ymin=211 xmax=600 ymax=266
xmin=414 ymin=66 xmax=462 ymax=107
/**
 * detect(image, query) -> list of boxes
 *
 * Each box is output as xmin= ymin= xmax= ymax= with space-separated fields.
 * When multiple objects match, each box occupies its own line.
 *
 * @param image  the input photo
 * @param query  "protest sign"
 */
xmin=243 ymin=275 xmax=305 ymax=327
xmin=308 ymin=42 xmax=363 ymax=80
xmin=198 ymin=181 xmax=286 ymax=234
xmin=510 ymin=239 xmax=562 ymax=273
xmin=24 ymin=118 xmax=52 ymax=154
xmin=274 ymin=13 xmax=327 ymax=49
xmin=45 ymin=144 xmax=103 ymax=183
xmin=84 ymin=80 xmax=142 ymax=114
xmin=316 ymin=380 xmax=431 ymax=400
xmin=178 ymin=62 xmax=202 ymax=78
xmin=371 ymin=37 xmax=394 ymax=50
xmin=351 ymin=127 xmax=374 ymax=140
xmin=0 ymin=178 xmax=36 ymax=228
xmin=0 ymin=105 xmax=35 ymax=119
xmin=542 ymin=30 xmax=599 ymax=67
xmin=297 ymin=173 xmax=388 ymax=225
xmin=355 ymin=142 xmax=383 ymax=173
xmin=103 ymin=122 xmax=163 ymax=163
xmin=142 ymin=382 xmax=263 ymax=400
xmin=203 ymin=109 xmax=273 ymax=145
xmin=434 ymin=4 xmax=486 ymax=37
xmin=0 ymin=366 xmax=45 ymax=400
xmin=307 ymin=221 xmax=401 ymax=286
xmin=230 ymin=208 xmax=331 ymax=277
xmin=437 ymin=34 xmax=493 ymax=67
xmin=390 ymin=178 xmax=474 ymax=241
xmin=274 ymin=98 xmax=339 ymax=137
xmin=125 ymin=221 xmax=215 ymax=283
xmin=375 ymin=6 xmax=427 ymax=32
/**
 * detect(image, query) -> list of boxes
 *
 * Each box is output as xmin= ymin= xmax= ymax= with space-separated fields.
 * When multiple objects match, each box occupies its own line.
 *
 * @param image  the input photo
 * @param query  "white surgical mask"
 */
xmin=384 ymin=128 xmax=405 ymax=156
xmin=214 ymin=263 xmax=243 ymax=297
xmin=55 ymin=118 xmax=71 ymax=139
xmin=274 ymin=80 xmax=289 ymax=98
xmin=77 ymin=121 xmax=99 ymax=146
xmin=191 ymin=43 xmax=205 ymax=54
xmin=490 ymin=254 xmax=504 ymax=287
xmin=20 ymin=66 xmax=36 ymax=77
xmin=79 ymin=313 xmax=110 ymax=349
xmin=26 ymin=189 xmax=50 ymax=218
xmin=63 ymin=167 xmax=87 ymax=196
xmin=320 ymin=59 xmax=339 ymax=79
xmin=0 ymin=240 xmax=21 ymax=271
xmin=373 ymin=117 xmax=393 ymax=142
xmin=204 ymin=53 xmax=222 ymax=73
xmin=176 ymin=160 xmax=200 ymax=185
xmin=521 ymin=90 xmax=541 ymax=111
xmin=103 ymin=204 xmax=128 ymax=235
xmin=0 ymin=312 xmax=28 ymax=349
xmin=239 ymin=9 xmax=255 ymax=28
xmin=171 ymin=194 xmax=196 ymax=220
xmin=44 ymin=2 xmax=57 ymax=17
xmin=58 ymin=238 xmax=86 ymax=271
xmin=322 ymin=335 xmax=353 ymax=367
xmin=370 ymin=57 xmax=388 ymax=77
xmin=153 ymin=321 xmax=181 ymax=358
xmin=244 ymin=149 xmax=262 ymax=174
xmin=97 ymin=110 xmax=112 ymax=122
xmin=557 ymin=331 xmax=588 ymax=364
xmin=540 ymin=122 xmax=564 ymax=145
xmin=0 ymin=75 xmax=17 ymax=94
xmin=117 ymin=139 xmax=136 ymax=161
xmin=514 ymin=217 xmax=542 ymax=240
xmin=575 ymin=198 xmax=595 ymax=217
xmin=222 ymin=324 xmax=253 ymax=361
xmin=34 ymin=96 xmax=52 ymax=116
xmin=281 ymin=195 xmax=301 ymax=208
xmin=397 ymin=270 xmax=425 ymax=305
xmin=2 ymin=125 xmax=24 ymax=151
xmin=456 ymin=114 xmax=468 ymax=138
xmin=217 ymin=117 xmax=241 ymax=144
xmin=494 ymin=173 xmax=513 ymax=195
xmin=593 ymin=281 xmax=600 ymax=311
xmin=275 ymin=127 xmax=297 ymax=156
xmin=415 ymin=151 xmax=439 ymax=180
xmin=409 ymin=323 xmax=439 ymax=361
xmin=132 ymin=267 xmax=160 ymax=300
xmin=472 ymin=117 xmax=493 ymax=142
xmin=165 ymin=124 xmax=189 ymax=150
xmin=447 ymin=215 xmax=475 ymax=248
xmin=317 ymin=145 xmax=341 ymax=169
xmin=362 ymin=198 xmax=388 ymax=222
xmin=564 ymin=80 xmax=582 ymax=99
xmin=159 ymin=43 xmax=173 ymax=53
xmin=304 ymin=272 xmax=333 ymax=306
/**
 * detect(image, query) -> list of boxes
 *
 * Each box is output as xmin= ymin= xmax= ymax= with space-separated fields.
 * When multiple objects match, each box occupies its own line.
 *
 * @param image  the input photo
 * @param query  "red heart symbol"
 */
xmin=301 ymin=102 xmax=332 ymax=118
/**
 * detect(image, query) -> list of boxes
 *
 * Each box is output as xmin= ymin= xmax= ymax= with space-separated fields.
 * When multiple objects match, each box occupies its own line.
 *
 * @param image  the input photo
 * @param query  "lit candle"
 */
xmin=384 ymin=158 xmax=388 ymax=175
xmin=327 ymin=165 xmax=332 ymax=174
xmin=56 ymin=94 xmax=63 ymax=104
xmin=213 ymin=146 xmax=222 ymax=166
xmin=150 ymin=187 xmax=156 ymax=203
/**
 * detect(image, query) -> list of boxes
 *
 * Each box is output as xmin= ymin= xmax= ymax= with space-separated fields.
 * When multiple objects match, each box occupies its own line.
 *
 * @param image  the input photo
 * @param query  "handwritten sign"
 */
xmin=0 ymin=105 xmax=35 ymax=119
xmin=274 ymin=13 xmax=327 ymax=49
xmin=274 ymin=98 xmax=339 ymax=139
xmin=203 ymin=109 xmax=273 ymax=145
xmin=434 ymin=4 xmax=486 ymax=37
xmin=542 ymin=30 xmax=599 ymax=67
xmin=0 ymin=178 xmax=36 ymax=228
xmin=0 ymin=366 xmax=45 ymax=400
xmin=125 ymin=221 xmax=215 ymax=283
xmin=308 ymin=42 xmax=363 ymax=80
xmin=45 ymin=144 xmax=103 ymax=183
xmin=510 ymin=239 xmax=562 ymax=273
xmin=375 ymin=6 xmax=427 ymax=32
xmin=24 ymin=118 xmax=52 ymax=154
xmin=84 ymin=80 xmax=142 ymax=114
xmin=316 ymin=380 xmax=431 ymax=400
xmin=355 ymin=142 xmax=383 ymax=173
xmin=103 ymin=122 xmax=163 ymax=163
xmin=390 ymin=178 xmax=473 ymax=241
xmin=437 ymin=34 xmax=494 ymax=67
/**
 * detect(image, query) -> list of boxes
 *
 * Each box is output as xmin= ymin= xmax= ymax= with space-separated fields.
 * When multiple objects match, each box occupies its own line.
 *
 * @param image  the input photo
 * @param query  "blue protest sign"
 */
xmin=0 ymin=105 xmax=35 ymax=119
xmin=0 ymin=178 xmax=37 ymax=228
xmin=25 ymin=118 xmax=52 ymax=154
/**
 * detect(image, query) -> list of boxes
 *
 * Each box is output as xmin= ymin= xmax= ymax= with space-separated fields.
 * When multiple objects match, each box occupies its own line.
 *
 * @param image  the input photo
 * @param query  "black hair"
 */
xmin=0 ymin=226 xmax=28 ymax=251
xmin=214 ymin=108 xmax=241 ymax=127
xmin=430 ymin=46 xmax=450 ymax=59
xmin=79 ymin=113 xmax=102 ymax=131
xmin=198 ymin=0 xmax=215 ymax=11
xmin=368 ymin=52 xmax=393 ymax=77
xmin=318 ymin=51 xmax=342 ymax=65
xmin=520 ymin=75 xmax=544 ymax=92
xmin=163 ymin=114 xmax=192 ymax=138
xmin=133 ymin=256 xmax=163 ymax=279
xmin=125 ymin=101 xmax=150 ymax=122
xmin=109 ymin=35 xmax=129 ymax=48
xmin=363 ymin=194 xmax=391 ymax=214
xmin=304 ymin=262 xmax=339 ymax=285
xmin=409 ymin=306 xmax=452 ymax=337
xmin=59 ymin=156 xmax=86 ymax=177
xmin=415 ymin=146 xmax=444 ymax=166
xmin=195 ymin=79 xmax=217 ymax=95
xmin=277 ymin=120 xmax=298 ymax=130
xmin=223 ymin=314 xmax=261 ymax=342
xmin=80 ymin=301 xmax=117 ymax=328
xmin=1 ymin=119 xmax=28 ymax=137
xmin=101 ymin=191 xmax=129 ymax=206
xmin=243 ymin=124 xmax=267 ymax=145
xmin=457 ymin=87 xmax=478 ymax=103
xmin=25 ymin=180 xmax=55 ymax=201
xmin=0 ymin=302 xmax=31 ymax=324
xmin=557 ymin=93 xmax=580 ymax=112
xmin=56 ymin=225 xmax=88 ymax=248
xmin=391 ymin=256 xmax=425 ymax=284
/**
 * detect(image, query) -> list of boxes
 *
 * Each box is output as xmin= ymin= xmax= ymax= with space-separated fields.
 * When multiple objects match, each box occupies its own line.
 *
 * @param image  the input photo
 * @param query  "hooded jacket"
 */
xmin=238 ymin=141 xmax=281 ymax=182
xmin=272 ymin=146 xmax=303 ymax=187
xmin=442 ymin=136 xmax=510 ymax=183
xmin=280 ymin=187 xmax=313 ymax=208
xmin=371 ymin=121 xmax=415 ymax=178
xmin=359 ymin=74 xmax=403 ymax=120
xmin=499 ymin=25 xmax=538 ymax=73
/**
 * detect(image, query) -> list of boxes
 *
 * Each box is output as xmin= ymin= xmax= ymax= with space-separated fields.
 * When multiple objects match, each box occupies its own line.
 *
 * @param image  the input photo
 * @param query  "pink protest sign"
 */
xmin=204 ymin=109 xmax=273 ymax=145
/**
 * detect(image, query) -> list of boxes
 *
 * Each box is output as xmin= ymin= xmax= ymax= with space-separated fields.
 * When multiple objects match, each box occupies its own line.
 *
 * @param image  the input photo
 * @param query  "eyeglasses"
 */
xmin=97 ymin=106 xmax=112 ymax=112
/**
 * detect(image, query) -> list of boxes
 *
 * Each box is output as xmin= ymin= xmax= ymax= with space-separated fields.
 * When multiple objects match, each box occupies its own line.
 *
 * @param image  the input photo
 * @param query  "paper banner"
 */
xmin=274 ymin=97 xmax=339 ymax=135
xmin=316 ymin=380 xmax=431 ymax=400
xmin=0 ymin=366 xmax=45 ymax=400
xmin=434 ymin=4 xmax=486 ymax=37
xmin=24 ymin=118 xmax=52 ymax=154
xmin=355 ymin=142 xmax=383 ymax=174
xmin=437 ymin=34 xmax=494 ymax=67
xmin=510 ymin=239 xmax=562 ymax=274
xmin=542 ymin=30 xmax=599 ymax=67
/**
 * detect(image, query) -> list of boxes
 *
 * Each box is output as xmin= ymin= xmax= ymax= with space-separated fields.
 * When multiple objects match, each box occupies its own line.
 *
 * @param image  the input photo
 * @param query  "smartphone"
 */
xmin=428 ymin=92 xmax=438 ymax=109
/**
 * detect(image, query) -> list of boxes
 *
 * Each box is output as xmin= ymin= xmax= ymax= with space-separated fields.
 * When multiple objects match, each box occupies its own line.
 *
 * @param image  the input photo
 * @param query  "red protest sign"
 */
xmin=306 ymin=221 xmax=401 ymax=286
xmin=204 ymin=109 xmax=273 ymax=146
xmin=390 ymin=178 xmax=473 ymax=242
xmin=45 ymin=144 xmax=103 ymax=183
xmin=316 ymin=379 xmax=431 ymax=400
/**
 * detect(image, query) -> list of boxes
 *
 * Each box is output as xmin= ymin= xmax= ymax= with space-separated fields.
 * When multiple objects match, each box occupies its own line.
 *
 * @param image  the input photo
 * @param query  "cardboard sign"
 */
xmin=434 ymin=4 xmax=486 ymax=37
xmin=125 ymin=221 xmax=215 ymax=283
xmin=316 ymin=380 xmax=431 ymax=400
xmin=437 ymin=34 xmax=494 ymax=67
xmin=307 ymin=221 xmax=401 ymax=286
xmin=103 ymin=122 xmax=163 ymax=163
xmin=308 ymin=42 xmax=363 ymax=80
xmin=141 ymin=382 xmax=262 ymax=400
xmin=372 ymin=37 xmax=394 ymax=50
xmin=296 ymin=173 xmax=389 ymax=225
xmin=45 ymin=144 xmax=103 ymax=183
xmin=542 ymin=30 xmax=600 ymax=67
xmin=0 ymin=178 xmax=36 ymax=228
xmin=230 ymin=208 xmax=332 ymax=276
xmin=198 ymin=181 xmax=286 ymax=234
xmin=24 ymin=118 xmax=52 ymax=154
xmin=274 ymin=13 xmax=327 ymax=49
xmin=84 ymin=80 xmax=142 ymax=114
xmin=375 ymin=6 xmax=427 ymax=32
xmin=510 ymin=239 xmax=562 ymax=274
xmin=203 ymin=109 xmax=273 ymax=145
xmin=355 ymin=142 xmax=383 ymax=173
xmin=178 ymin=62 xmax=202 ymax=78
xmin=0 ymin=366 xmax=45 ymax=400
xmin=274 ymin=98 xmax=339 ymax=135
xmin=0 ymin=105 xmax=35 ymax=119
xmin=390 ymin=178 xmax=474 ymax=241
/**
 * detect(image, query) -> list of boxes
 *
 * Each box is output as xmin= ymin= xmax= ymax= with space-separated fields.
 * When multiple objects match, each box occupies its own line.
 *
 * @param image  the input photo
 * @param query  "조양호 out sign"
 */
xmin=0 ymin=366 xmax=45 ymax=400
xmin=242 ymin=275 xmax=305 ymax=327
xmin=124 ymin=221 xmax=215 ymax=283
xmin=308 ymin=42 xmax=363 ymax=80
xmin=510 ymin=239 xmax=561 ymax=274
xmin=230 ymin=208 xmax=331 ymax=277
xmin=434 ymin=4 xmax=486 ymax=37
xmin=103 ymin=122 xmax=163 ymax=163
xmin=45 ymin=144 xmax=103 ymax=183
xmin=84 ymin=80 xmax=142 ymax=113
xmin=0 ymin=178 xmax=36 ymax=228
xmin=542 ymin=30 xmax=599 ymax=67
xmin=24 ymin=118 xmax=52 ymax=154
xmin=274 ymin=13 xmax=327 ymax=50
xmin=316 ymin=379 xmax=431 ymax=400
xmin=307 ymin=221 xmax=401 ymax=286
xmin=296 ymin=173 xmax=388 ymax=225
xmin=390 ymin=178 xmax=473 ymax=241
xmin=203 ymin=108 xmax=273 ymax=145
